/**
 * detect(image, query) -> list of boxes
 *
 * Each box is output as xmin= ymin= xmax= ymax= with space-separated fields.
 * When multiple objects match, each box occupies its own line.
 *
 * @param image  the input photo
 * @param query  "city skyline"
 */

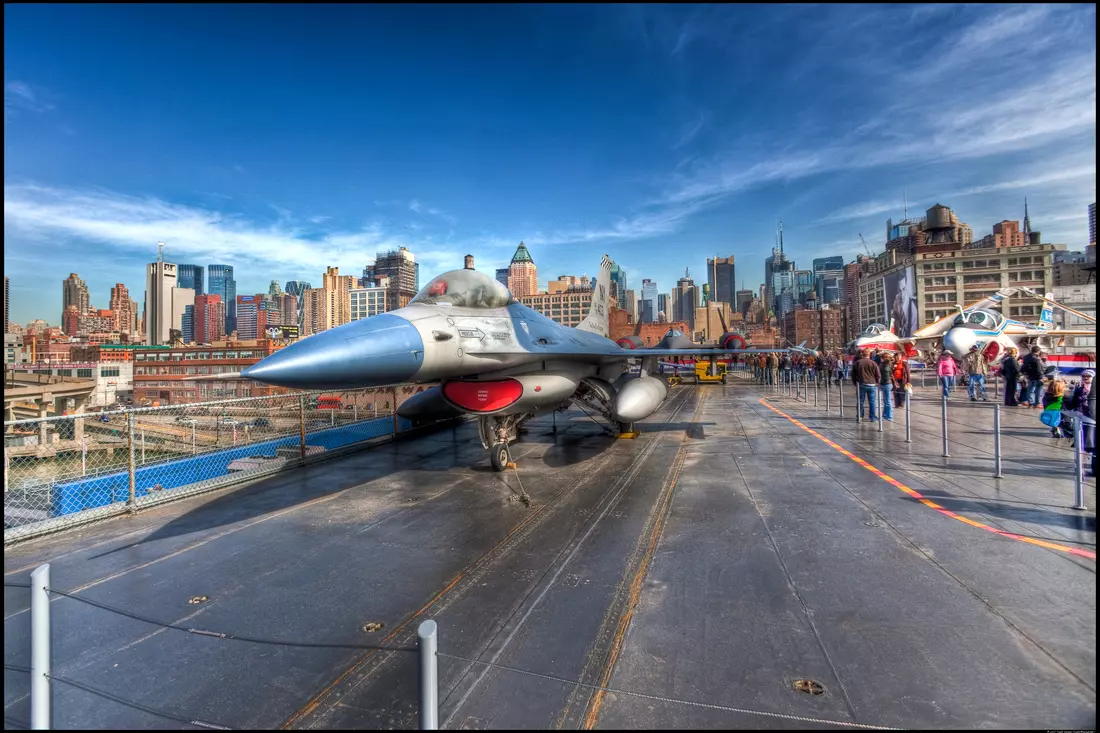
xmin=4 ymin=4 xmax=1097 ymax=324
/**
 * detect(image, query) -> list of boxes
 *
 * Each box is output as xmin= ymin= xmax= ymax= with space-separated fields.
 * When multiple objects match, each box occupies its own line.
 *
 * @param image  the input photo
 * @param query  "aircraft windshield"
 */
xmin=964 ymin=311 xmax=1003 ymax=329
xmin=863 ymin=323 xmax=888 ymax=336
xmin=410 ymin=269 xmax=515 ymax=309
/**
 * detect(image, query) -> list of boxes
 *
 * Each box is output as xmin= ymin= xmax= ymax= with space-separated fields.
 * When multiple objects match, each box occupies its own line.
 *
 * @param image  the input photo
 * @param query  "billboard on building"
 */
xmin=883 ymin=266 xmax=918 ymax=338
xmin=265 ymin=325 xmax=299 ymax=340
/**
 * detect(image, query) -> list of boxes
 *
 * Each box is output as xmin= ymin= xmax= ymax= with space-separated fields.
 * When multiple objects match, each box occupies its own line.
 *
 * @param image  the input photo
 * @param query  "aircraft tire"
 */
xmin=490 ymin=443 xmax=510 ymax=472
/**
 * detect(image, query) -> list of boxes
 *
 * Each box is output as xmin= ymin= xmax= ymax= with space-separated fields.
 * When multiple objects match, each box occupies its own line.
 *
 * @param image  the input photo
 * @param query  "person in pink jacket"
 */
xmin=936 ymin=350 xmax=959 ymax=399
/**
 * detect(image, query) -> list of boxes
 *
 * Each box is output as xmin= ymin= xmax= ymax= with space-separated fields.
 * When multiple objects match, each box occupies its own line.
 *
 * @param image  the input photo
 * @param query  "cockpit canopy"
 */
xmin=952 ymin=310 xmax=1004 ymax=330
xmin=409 ymin=269 xmax=516 ymax=309
xmin=862 ymin=323 xmax=889 ymax=336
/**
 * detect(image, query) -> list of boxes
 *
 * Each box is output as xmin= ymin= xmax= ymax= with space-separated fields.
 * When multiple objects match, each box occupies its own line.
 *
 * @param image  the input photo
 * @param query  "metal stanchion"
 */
xmin=993 ymin=405 xmax=1003 ymax=478
xmin=127 ymin=413 xmax=136 ymax=510
xmin=31 ymin=563 xmax=51 ymax=731
xmin=418 ymin=620 xmax=439 ymax=730
xmin=299 ymin=395 xmax=307 ymax=461
xmin=921 ymin=368 xmax=926 ymax=388
xmin=353 ymin=404 xmax=358 ymax=422
xmin=905 ymin=390 xmax=912 ymax=443
xmin=825 ymin=379 xmax=830 ymax=412
xmin=839 ymin=379 xmax=844 ymax=418
xmin=814 ymin=378 xmax=819 ymax=408
xmin=878 ymin=388 xmax=884 ymax=432
xmin=941 ymin=396 xmax=950 ymax=457
xmin=1073 ymin=418 xmax=1088 ymax=510
xmin=141 ymin=428 xmax=146 ymax=465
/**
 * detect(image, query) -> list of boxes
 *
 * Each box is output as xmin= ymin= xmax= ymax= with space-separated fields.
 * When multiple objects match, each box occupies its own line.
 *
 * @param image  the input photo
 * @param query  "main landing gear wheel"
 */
xmin=490 ymin=443 xmax=511 ymax=472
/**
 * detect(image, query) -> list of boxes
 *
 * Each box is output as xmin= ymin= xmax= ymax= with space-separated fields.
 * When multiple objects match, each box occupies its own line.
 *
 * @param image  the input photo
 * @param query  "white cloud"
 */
xmin=4 ymin=80 xmax=55 ymax=121
xmin=2 ymin=184 xmax=437 ymax=283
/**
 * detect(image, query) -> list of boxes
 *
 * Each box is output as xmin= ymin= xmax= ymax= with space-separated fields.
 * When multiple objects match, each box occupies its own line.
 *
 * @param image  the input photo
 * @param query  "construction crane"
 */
xmin=858 ymin=233 xmax=873 ymax=257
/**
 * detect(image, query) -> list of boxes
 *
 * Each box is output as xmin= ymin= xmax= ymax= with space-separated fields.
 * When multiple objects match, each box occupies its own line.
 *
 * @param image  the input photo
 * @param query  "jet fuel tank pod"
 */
xmin=613 ymin=375 xmax=667 ymax=423
xmin=441 ymin=373 xmax=579 ymax=415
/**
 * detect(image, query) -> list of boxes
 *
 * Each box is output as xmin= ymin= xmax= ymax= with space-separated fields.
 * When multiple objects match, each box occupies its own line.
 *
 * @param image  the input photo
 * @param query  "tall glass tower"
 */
xmin=207 ymin=265 xmax=237 ymax=334
xmin=177 ymin=264 xmax=205 ymax=296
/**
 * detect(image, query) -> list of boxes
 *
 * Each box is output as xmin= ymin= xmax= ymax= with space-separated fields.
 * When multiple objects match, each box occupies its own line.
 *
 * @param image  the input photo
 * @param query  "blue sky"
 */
xmin=4 ymin=3 xmax=1096 ymax=325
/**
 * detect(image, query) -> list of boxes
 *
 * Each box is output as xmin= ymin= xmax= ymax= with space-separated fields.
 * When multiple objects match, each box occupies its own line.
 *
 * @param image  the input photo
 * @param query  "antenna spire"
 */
xmin=157 ymin=241 xmax=165 ymax=264
xmin=903 ymin=189 xmax=908 ymax=220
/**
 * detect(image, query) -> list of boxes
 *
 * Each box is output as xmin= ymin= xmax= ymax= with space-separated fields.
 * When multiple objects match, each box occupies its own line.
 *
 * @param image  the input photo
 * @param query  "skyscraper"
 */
xmin=322 ymin=266 xmax=356 ymax=328
xmin=507 ymin=242 xmax=538 ymax=299
xmin=624 ymin=288 xmax=638 ymax=321
xmin=177 ymin=265 xmax=205 ymax=296
xmin=109 ymin=283 xmax=135 ymax=335
xmin=285 ymin=280 xmax=311 ymax=298
xmin=207 ymin=265 xmax=237 ymax=333
xmin=145 ymin=260 xmax=179 ymax=345
xmin=170 ymin=286 xmax=195 ymax=343
xmin=812 ymin=256 xmax=845 ymax=306
xmin=373 ymin=247 xmax=419 ymax=310
xmin=674 ymin=270 xmax=697 ymax=330
xmin=284 ymin=280 xmax=311 ymax=329
xmin=62 ymin=273 xmax=90 ymax=325
xmin=495 ymin=268 xmax=510 ymax=288
xmin=3 ymin=276 xmax=8 ymax=333
xmin=182 ymin=305 xmax=195 ymax=343
xmin=641 ymin=279 xmax=657 ymax=323
xmin=609 ymin=261 xmax=627 ymax=309
xmin=706 ymin=256 xmax=736 ymax=306
xmin=657 ymin=293 xmax=669 ymax=322
xmin=193 ymin=294 xmax=225 ymax=343
xmin=235 ymin=295 xmax=265 ymax=339
xmin=763 ymin=222 xmax=793 ymax=315
xmin=1089 ymin=202 xmax=1096 ymax=250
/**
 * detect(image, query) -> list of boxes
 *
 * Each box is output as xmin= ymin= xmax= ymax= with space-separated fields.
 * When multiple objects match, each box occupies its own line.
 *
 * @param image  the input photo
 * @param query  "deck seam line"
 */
xmin=437 ymin=388 xmax=696 ymax=730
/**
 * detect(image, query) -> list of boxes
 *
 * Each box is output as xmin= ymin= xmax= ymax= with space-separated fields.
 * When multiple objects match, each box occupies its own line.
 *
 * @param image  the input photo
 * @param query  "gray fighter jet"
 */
xmin=231 ymin=256 xmax=781 ymax=470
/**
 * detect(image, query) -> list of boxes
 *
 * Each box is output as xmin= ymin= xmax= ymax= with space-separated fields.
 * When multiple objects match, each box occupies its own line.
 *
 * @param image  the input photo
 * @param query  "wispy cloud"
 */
xmin=3 ymin=183 xmax=440 ymax=280
xmin=816 ymin=199 xmax=902 ymax=225
xmin=947 ymin=165 xmax=1096 ymax=198
xmin=653 ymin=6 xmax=1095 ymax=225
xmin=673 ymin=112 xmax=706 ymax=150
xmin=408 ymin=199 xmax=457 ymax=225
xmin=4 ymin=80 xmax=55 ymax=121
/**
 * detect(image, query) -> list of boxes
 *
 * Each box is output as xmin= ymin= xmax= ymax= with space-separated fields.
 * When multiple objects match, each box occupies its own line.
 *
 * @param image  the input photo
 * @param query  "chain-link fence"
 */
xmin=4 ymin=385 xmax=444 ymax=544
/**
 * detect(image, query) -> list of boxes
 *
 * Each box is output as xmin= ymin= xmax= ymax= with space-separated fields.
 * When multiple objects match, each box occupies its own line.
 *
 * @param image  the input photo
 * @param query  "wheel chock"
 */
xmin=616 ymin=431 xmax=640 ymax=439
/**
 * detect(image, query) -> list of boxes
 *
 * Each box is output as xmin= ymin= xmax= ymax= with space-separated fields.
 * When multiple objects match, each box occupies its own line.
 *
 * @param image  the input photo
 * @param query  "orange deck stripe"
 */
xmin=759 ymin=398 xmax=1095 ymax=561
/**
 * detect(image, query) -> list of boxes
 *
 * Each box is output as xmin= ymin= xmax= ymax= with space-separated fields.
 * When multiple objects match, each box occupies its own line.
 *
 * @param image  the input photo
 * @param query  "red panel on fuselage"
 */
xmin=442 ymin=379 xmax=524 ymax=412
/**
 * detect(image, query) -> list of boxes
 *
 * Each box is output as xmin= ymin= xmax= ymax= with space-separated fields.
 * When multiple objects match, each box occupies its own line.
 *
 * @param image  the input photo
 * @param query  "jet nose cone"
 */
xmin=943 ymin=328 xmax=975 ymax=357
xmin=242 ymin=313 xmax=424 ymax=389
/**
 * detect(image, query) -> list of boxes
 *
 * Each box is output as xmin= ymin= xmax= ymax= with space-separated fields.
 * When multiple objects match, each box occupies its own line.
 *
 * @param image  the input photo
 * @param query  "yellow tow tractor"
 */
xmin=694 ymin=355 xmax=728 ymax=384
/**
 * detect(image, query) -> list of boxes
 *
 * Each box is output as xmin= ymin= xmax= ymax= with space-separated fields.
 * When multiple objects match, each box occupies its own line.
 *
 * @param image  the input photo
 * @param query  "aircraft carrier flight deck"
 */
xmin=4 ymin=376 xmax=1095 ymax=730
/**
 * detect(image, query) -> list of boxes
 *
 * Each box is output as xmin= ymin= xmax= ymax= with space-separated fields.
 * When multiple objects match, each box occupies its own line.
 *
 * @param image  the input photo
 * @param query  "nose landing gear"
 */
xmin=478 ymin=413 xmax=531 ymax=472
xmin=490 ymin=442 xmax=511 ymax=472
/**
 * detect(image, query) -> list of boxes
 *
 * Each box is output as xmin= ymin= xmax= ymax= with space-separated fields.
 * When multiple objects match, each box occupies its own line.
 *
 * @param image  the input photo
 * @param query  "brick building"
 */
xmin=131 ymin=339 xmax=290 ymax=405
xmin=782 ymin=308 xmax=845 ymax=353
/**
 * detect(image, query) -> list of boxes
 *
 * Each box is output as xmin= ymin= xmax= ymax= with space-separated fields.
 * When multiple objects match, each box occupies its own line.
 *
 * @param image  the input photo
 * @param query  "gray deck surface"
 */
xmin=4 ymin=375 xmax=1095 ymax=730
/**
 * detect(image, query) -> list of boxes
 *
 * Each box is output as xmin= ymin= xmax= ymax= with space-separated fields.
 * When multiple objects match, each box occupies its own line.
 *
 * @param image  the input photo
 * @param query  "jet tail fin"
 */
xmin=1037 ymin=292 xmax=1054 ymax=330
xmin=576 ymin=254 xmax=612 ymax=338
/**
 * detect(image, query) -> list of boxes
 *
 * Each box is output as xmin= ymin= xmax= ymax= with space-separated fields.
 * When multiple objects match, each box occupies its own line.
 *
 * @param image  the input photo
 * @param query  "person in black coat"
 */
xmin=1001 ymin=348 xmax=1020 ymax=406
xmin=1067 ymin=370 xmax=1095 ymax=474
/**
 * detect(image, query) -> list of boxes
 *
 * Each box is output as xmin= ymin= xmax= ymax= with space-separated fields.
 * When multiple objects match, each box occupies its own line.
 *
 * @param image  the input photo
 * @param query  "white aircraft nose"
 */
xmin=943 ymin=328 xmax=976 ymax=357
